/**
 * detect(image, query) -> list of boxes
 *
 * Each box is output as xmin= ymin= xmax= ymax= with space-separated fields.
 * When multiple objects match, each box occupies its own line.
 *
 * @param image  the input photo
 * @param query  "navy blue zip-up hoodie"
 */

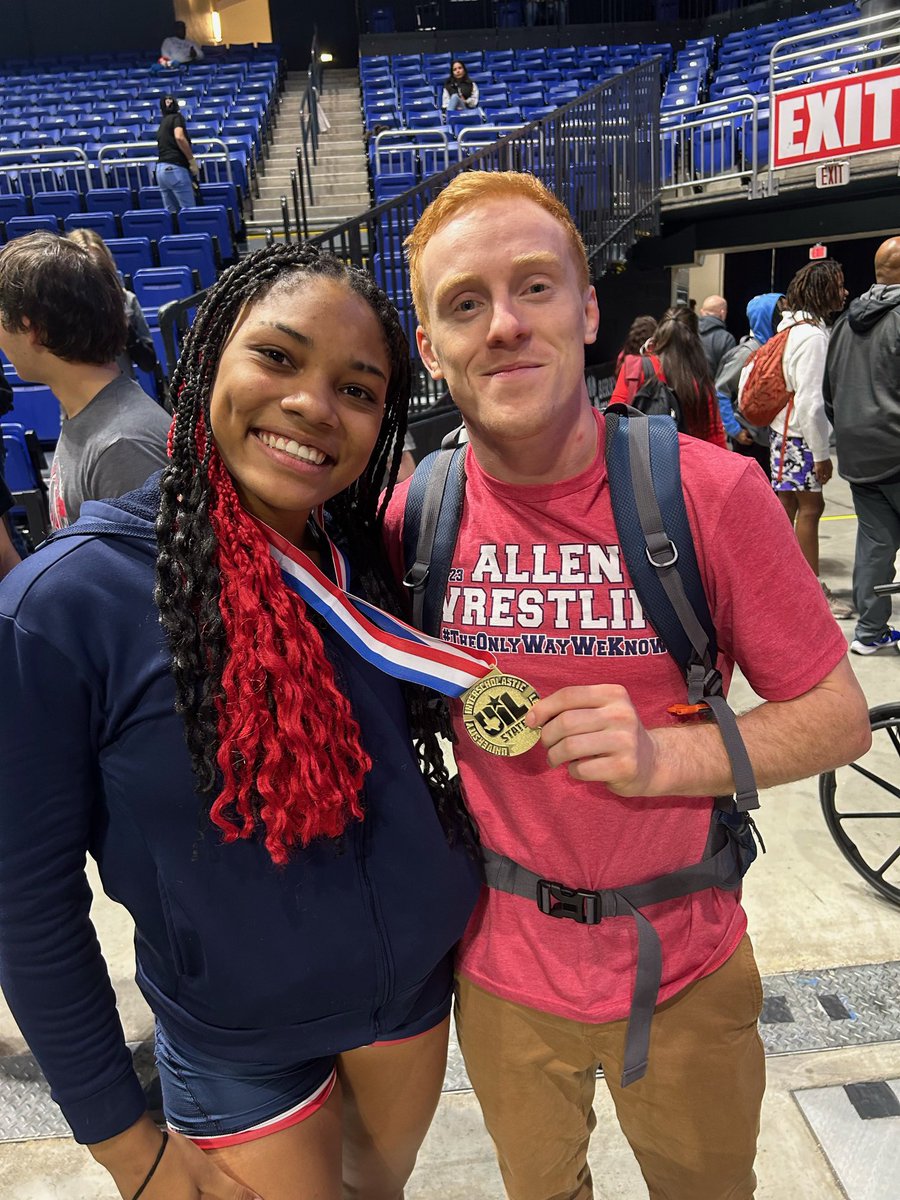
xmin=0 ymin=478 xmax=481 ymax=1144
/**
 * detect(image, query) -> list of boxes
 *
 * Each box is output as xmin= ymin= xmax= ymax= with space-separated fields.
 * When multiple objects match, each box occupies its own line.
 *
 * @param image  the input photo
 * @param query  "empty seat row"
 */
xmin=0 ymin=204 xmax=235 ymax=263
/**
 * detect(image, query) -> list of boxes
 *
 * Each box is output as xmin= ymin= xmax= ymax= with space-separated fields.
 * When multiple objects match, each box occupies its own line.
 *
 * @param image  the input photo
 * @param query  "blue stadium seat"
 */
xmin=407 ymin=111 xmax=444 ymax=131
xmin=32 ymin=190 xmax=82 ymax=223
xmin=198 ymin=181 xmax=243 ymax=235
xmin=8 ymin=385 xmax=62 ymax=444
xmin=0 ymin=196 xmax=30 ymax=225
xmin=132 ymin=266 xmax=195 ymax=312
xmin=374 ymin=172 xmax=417 ymax=203
xmin=86 ymin=188 xmax=135 ymax=216
xmin=177 ymin=204 xmax=234 ymax=263
xmin=447 ymin=109 xmax=484 ymax=135
xmin=158 ymin=233 xmax=218 ymax=288
xmin=105 ymin=236 xmax=154 ymax=281
xmin=5 ymin=215 xmax=59 ymax=240
xmin=120 ymin=208 xmax=175 ymax=244
xmin=64 ymin=211 xmax=119 ymax=238
xmin=137 ymin=187 xmax=165 ymax=209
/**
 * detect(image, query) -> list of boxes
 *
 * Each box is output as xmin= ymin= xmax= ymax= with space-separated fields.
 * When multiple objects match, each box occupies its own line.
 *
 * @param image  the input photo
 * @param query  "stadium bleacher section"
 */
xmin=0 ymin=44 xmax=280 ymax=433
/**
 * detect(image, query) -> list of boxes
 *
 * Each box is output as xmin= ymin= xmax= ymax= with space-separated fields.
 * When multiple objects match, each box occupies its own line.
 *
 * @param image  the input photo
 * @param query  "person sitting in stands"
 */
xmin=442 ymin=61 xmax=479 ymax=112
xmin=160 ymin=20 xmax=204 ymax=66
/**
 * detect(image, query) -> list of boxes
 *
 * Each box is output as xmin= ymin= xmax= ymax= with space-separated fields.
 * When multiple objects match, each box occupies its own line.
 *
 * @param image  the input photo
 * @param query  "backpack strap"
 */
xmin=604 ymin=405 xmax=758 ymax=814
xmin=641 ymin=353 xmax=667 ymax=386
xmin=481 ymin=826 xmax=745 ymax=1087
xmin=622 ymin=354 xmax=646 ymax=403
xmin=402 ymin=446 xmax=467 ymax=636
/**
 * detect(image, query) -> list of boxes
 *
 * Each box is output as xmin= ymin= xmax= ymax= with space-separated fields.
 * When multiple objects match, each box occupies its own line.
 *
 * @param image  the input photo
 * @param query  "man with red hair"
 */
xmin=385 ymin=170 xmax=870 ymax=1200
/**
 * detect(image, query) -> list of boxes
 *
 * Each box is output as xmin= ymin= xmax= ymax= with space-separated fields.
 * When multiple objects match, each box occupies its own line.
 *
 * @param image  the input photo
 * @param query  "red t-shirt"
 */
xmin=383 ymin=410 xmax=847 ymax=1023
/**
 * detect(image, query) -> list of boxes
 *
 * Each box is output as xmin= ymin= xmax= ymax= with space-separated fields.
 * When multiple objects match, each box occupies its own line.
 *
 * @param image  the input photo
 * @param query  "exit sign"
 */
xmin=815 ymin=161 xmax=850 ymax=188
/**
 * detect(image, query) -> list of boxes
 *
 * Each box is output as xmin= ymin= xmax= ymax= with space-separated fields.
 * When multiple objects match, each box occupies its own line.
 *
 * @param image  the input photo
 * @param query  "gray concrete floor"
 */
xmin=1 ymin=472 xmax=898 ymax=1198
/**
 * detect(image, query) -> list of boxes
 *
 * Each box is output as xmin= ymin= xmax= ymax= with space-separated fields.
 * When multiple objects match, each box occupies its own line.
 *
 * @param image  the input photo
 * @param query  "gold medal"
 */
xmin=461 ymin=668 xmax=541 ymax=757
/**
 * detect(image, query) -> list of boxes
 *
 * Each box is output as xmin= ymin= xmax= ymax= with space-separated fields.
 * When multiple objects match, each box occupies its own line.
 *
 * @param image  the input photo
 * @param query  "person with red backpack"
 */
xmin=610 ymin=306 xmax=727 ymax=447
xmin=738 ymin=260 xmax=851 ymax=619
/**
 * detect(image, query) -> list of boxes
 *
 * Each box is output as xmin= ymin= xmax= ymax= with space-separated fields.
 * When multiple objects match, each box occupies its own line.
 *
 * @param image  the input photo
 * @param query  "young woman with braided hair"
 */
xmin=0 ymin=242 xmax=481 ymax=1200
xmin=739 ymin=258 xmax=851 ymax=618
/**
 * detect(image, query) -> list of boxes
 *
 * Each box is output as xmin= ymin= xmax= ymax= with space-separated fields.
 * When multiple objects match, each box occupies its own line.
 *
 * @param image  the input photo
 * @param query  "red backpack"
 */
xmin=738 ymin=320 xmax=815 ymax=428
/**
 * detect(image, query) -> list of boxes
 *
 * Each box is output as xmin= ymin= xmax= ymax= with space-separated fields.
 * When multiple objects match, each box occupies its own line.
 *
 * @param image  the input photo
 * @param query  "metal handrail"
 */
xmin=295 ymin=29 xmax=321 ymax=221
xmin=96 ymin=139 xmax=234 ymax=185
xmin=0 ymin=145 xmax=91 ymax=192
xmin=659 ymin=93 xmax=760 ymax=197
xmin=769 ymin=9 xmax=900 ymax=171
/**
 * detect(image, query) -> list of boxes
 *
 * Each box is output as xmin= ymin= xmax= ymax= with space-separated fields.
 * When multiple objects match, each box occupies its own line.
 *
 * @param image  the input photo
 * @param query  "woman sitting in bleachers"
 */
xmin=441 ymin=60 xmax=479 ymax=112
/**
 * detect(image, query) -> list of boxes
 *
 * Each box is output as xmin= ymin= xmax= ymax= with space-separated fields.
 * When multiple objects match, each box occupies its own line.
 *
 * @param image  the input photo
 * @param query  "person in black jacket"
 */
xmin=697 ymin=294 xmax=736 ymax=376
xmin=155 ymin=94 xmax=199 ymax=213
xmin=824 ymin=236 xmax=900 ymax=655
xmin=441 ymin=61 xmax=479 ymax=111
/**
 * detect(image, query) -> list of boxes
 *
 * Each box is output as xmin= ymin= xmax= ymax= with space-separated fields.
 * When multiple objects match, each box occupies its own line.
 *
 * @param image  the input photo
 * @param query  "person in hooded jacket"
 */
xmin=824 ymin=236 xmax=900 ymax=655
xmin=715 ymin=292 xmax=784 ymax=474
xmin=0 ymin=243 xmax=480 ymax=1200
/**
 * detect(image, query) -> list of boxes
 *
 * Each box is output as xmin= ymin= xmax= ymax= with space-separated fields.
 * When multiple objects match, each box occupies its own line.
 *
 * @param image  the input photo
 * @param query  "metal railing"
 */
xmin=302 ymin=60 xmax=659 ymax=409
xmin=660 ymin=93 xmax=761 ymax=197
xmin=661 ymin=8 xmax=900 ymax=203
xmin=96 ymin=140 xmax=236 ymax=190
xmin=292 ymin=32 xmax=323 ymax=240
xmin=768 ymin=8 xmax=900 ymax=172
xmin=0 ymin=146 xmax=92 ymax=195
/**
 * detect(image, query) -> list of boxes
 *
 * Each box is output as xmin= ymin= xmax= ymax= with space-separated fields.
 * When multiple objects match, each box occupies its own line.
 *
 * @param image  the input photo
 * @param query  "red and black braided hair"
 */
xmin=155 ymin=242 xmax=474 ymax=863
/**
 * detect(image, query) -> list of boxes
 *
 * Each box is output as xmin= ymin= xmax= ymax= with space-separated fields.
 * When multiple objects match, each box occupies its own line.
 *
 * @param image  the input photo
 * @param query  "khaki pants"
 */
xmin=455 ymin=935 xmax=765 ymax=1200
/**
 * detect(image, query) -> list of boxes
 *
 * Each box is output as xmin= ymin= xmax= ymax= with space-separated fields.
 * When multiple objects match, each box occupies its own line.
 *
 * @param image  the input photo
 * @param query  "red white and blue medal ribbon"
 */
xmin=257 ymin=516 xmax=496 ymax=697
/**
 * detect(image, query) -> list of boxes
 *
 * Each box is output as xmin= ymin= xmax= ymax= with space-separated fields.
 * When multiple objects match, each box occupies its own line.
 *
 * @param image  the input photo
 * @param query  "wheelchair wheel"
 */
xmin=819 ymin=703 xmax=900 ymax=907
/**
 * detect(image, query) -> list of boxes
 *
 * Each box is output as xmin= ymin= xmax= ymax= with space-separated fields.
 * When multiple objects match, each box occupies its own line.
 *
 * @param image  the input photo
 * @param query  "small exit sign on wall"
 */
xmin=815 ymin=161 xmax=850 ymax=188
xmin=809 ymin=243 xmax=828 ymax=260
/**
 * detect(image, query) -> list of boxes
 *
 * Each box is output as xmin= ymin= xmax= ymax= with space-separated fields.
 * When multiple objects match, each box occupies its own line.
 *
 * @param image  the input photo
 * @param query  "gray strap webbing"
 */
xmin=628 ymin=419 xmax=759 ymax=810
xmin=628 ymin=418 xmax=715 ymax=691
xmin=703 ymin=694 xmax=759 ymax=812
xmin=482 ymin=842 xmax=742 ymax=1088
xmin=404 ymin=448 xmax=455 ymax=630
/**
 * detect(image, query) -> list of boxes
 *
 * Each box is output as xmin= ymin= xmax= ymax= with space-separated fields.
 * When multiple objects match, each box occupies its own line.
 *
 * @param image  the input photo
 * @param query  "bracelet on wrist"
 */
xmin=131 ymin=1129 xmax=168 ymax=1200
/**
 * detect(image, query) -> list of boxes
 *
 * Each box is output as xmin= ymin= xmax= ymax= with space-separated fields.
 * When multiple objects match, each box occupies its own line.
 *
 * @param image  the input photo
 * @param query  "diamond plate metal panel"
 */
xmin=760 ymin=961 xmax=900 ymax=1056
xmin=1 ymin=964 xmax=898 ymax=1142
xmin=0 ymin=1041 xmax=158 ymax=1142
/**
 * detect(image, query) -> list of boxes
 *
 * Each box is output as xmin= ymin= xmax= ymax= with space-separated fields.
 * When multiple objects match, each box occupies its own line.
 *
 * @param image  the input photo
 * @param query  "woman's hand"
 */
xmin=814 ymin=458 xmax=833 ymax=485
xmin=91 ymin=1116 xmax=262 ymax=1200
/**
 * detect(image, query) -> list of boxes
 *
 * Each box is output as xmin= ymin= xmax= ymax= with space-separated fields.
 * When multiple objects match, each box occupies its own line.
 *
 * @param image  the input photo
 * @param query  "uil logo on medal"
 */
xmin=462 ymin=669 xmax=541 ymax=757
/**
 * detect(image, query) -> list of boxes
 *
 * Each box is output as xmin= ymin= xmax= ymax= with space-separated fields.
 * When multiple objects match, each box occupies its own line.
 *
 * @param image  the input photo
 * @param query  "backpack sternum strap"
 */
xmin=481 ymin=839 xmax=744 ymax=1087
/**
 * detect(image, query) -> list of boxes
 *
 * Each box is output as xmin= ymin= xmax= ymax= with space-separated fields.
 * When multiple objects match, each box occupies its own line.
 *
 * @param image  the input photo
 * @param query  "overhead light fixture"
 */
xmin=320 ymin=52 xmax=334 ymax=63
xmin=211 ymin=11 xmax=222 ymax=42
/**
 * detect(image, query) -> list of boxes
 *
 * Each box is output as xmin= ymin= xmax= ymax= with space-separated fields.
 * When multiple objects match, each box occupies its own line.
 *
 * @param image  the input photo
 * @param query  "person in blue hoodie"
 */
xmin=714 ymin=291 xmax=784 ymax=475
xmin=0 ymin=243 xmax=481 ymax=1200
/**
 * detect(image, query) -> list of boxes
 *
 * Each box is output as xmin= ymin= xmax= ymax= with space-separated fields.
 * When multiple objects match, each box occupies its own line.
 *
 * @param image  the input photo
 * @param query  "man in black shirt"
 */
xmin=155 ymin=96 xmax=198 ymax=213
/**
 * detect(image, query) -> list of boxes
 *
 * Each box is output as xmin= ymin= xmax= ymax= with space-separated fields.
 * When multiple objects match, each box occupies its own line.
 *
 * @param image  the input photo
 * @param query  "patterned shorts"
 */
xmin=769 ymin=430 xmax=821 ymax=492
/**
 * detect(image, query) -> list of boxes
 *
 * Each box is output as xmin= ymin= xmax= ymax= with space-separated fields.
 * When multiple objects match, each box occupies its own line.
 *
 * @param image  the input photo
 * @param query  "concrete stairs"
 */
xmin=248 ymin=68 xmax=372 ymax=240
